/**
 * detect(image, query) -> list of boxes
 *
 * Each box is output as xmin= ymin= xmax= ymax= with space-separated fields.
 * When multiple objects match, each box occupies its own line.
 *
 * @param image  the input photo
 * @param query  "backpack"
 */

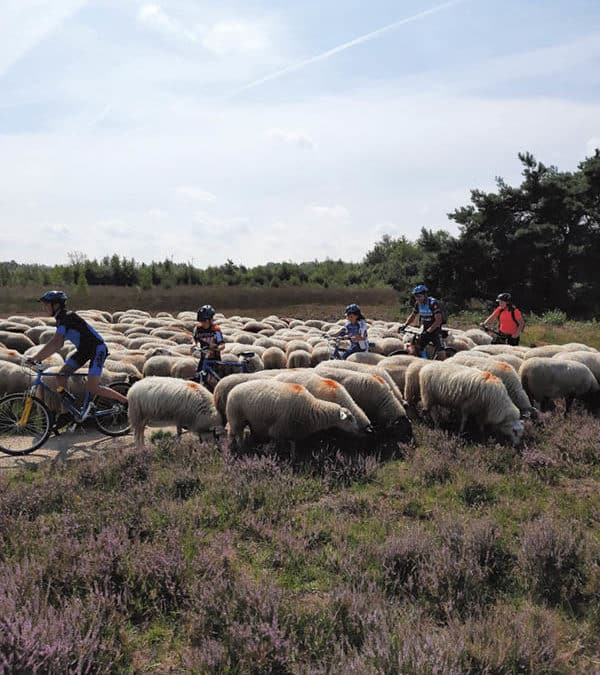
xmin=502 ymin=306 xmax=525 ymax=331
xmin=430 ymin=297 xmax=448 ymax=324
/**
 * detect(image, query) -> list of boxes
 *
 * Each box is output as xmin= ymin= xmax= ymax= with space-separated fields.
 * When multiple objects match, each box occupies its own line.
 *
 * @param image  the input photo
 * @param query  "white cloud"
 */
xmin=267 ymin=128 xmax=316 ymax=150
xmin=200 ymin=21 xmax=269 ymax=56
xmin=308 ymin=205 xmax=351 ymax=223
xmin=175 ymin=186 xmax=217 ymax=202
xmin=145 ymin=208 xmax=168 ymax=220
xmin=137 ymin=4 xmax=196 ymax=42
xmin=41 ymin=223 xmax=71 ymax=238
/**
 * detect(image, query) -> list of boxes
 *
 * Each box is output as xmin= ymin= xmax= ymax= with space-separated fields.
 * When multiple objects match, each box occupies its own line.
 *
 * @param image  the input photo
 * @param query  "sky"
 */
xmin=1 ymin=0 xmax=599 ymax=267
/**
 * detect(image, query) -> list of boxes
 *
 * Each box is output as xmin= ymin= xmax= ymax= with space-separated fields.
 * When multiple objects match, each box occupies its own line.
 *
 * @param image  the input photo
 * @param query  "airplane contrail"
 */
xmin=230 ymin=0 xmax=470 ymax=96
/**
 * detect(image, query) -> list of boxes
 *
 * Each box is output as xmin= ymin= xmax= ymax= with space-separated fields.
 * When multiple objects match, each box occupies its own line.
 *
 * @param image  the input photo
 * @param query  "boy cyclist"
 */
xmin=27 ymin=290 xmax=128 ymax=409
xmin=191 ymin=304 xmax=225 ymax=376
xmin=400 ymin=284 xmax=447 ymax=360
xmin=337 ymin=303 xmax=369 ymax=359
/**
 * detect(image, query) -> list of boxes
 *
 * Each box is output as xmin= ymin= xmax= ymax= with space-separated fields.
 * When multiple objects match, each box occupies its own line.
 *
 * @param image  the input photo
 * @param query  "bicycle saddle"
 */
xmin=239 ymin=351 xmax=256 ymax=358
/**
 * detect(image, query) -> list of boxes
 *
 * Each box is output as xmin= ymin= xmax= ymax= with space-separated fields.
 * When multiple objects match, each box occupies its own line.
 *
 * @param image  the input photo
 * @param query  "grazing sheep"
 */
xmin=127 ymin=377 xmax=222 ymax=449
xmin=0 ymin=331 xmax=35 ymax=353
xmin=285 ymin=339 xmax=312 ymax=355
xmin=347 ymin=352 xmax=385 ymax=365
xmin=312 ymin=365 xmax=412 ymax=439
xmin=403 ymin=360 xmax=441 ymax=408
xmin=464 ymin=329 xmax=493 ymax=345
xmin=462 ymin=358 xmax=533 ymax=416
xmin=213 ymin=372 xmax=281 ymax=420
xmin=287 ymin=349 xmax=311 ymax=369
xmin=142 ymin=355 xmax=182 ymax=377
xmin=419 ymin=363 xmax=524 ymax=445
xmin=169 ymin=358 xmax=198 ymax=380
xmin=226 ymin=379 xmax=361 ymax=448
xmin=262 ymin=346 xmax=287 ymax=370
xmin=522 ymin=345 xmax=568 ymax=360
xmin=0 ymin=361 xmax=37 ymax=396
xmin=553 ymin=351 xmax=600 ymax=383
xmin=316 ymin=359 xmax=405 ymax=405
xmin=310 ymin=344 xmax=331 ymax=367
xmin=520 ymin=357 xmax=600 ymax=413
xmin=273 ymin=371 xmax=373 ymax=432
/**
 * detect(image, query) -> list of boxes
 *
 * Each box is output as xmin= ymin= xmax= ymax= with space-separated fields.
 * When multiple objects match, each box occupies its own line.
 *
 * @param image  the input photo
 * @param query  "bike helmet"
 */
xmin=39 ymin=290 xmax=67 ymax=305
xmin=197 ymin=304 xmax=216 ymax=321
xmin=345 ymin=303 xmax=361 ymax=315
xmin=496 ymin=292 xmax=511 ymax=303
xmin=412 ymin=284 xmax=429 ymax=295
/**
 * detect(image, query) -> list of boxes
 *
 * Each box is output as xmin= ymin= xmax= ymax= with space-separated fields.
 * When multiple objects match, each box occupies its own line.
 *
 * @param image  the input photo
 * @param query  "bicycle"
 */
xmin=191 ymin=346 xmax=256 ymax=392
xmin=391 ymin=326 xmax=455 ymax=360
xmin=0 ymin=362 xmax=131 ymax=456
xmin=480 ymin=325 xmax=516 ymax=345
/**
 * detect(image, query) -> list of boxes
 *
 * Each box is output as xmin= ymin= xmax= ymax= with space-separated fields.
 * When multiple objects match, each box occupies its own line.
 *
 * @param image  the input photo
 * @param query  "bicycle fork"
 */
xmin=17 ymin=387 xmax=37 ymax=428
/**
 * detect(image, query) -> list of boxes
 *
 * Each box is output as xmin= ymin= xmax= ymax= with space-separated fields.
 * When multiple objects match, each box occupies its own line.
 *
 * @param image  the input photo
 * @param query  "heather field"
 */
xmin=1 ymin=297 xmax=600 ymax=673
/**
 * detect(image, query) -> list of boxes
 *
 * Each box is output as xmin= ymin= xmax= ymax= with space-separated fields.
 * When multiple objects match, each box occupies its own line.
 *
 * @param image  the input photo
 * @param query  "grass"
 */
xmin=0 ymin=413 xmax=599 ymax=672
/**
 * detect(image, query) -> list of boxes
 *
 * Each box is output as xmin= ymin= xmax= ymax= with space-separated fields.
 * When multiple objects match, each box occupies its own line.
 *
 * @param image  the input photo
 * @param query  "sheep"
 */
xmin=0 ymin=331 xmax=35 ymax=353
xmin=522 ymin=345 xmax=568 ymax=360
xmin=310 ymin=344 xmax=331 ymax=367
xmin=225 ymin=379 xmax=361 ymax=449
xmin=127 ymin=376 xmax=223 ymax=449
xmin=347 ymin=352 xmax=385 ymax=365
xmin=0 ymin=361 xmax=36 ymax=396
xmin=315 ymin=359 xmax=405 ymax=406
xmin=403 ymin=360 xmax=442 ymax=408
xmin=311 ymin=365 xmax=412 ymax=440
xmin=552 ymin=351 xmax=600 ymax=383
xmin=213 ymin=372 xmax=281 ymax=420
xmin=520 ymin=357 xmax=600 ymax=413
xmin=273 ymin=371 xmax=373 ymax=432
xmin=419 ymin=362 xmax=524 ymax=445
xmin=285 ymin=339 xmax=312 ymax=355
xmin=287 ymin=349 xmax=311 ymax=369
xmin=262 ymin=346 xmax=287 ymax=370
xmin=142 ymin=355 xmax=183 ymax=377
xmin=464 ymin=328 xmax=493 ymax=345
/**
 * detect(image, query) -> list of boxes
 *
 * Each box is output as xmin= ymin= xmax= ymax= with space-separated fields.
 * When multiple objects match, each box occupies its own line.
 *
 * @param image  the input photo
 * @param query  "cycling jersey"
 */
xmin=193 ymin=322 xmax=224 ymax=353
xmin=414 ymin=297 xmax=442 ymax=329
xmin=339 ymin=319 xmax=369 ymax=351
xmin=55 ymin=309 xmax=104 ymax=356
xmin=491 ymin=306 xmax=522 ymax=335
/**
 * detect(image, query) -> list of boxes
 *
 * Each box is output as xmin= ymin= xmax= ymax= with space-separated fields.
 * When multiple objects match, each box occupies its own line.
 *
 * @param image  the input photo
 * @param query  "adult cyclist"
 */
xmin=399 ymin=284 xmax=447 ymax=360
xmin=27 ymin=290 xmax=128 ymax=406
xmin=480 ymin=292 xmax=524 ymax=345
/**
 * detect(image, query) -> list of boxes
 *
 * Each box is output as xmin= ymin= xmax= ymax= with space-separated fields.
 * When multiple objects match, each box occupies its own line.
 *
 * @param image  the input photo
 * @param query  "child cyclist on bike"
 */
xmin=400 ymin=284 xmax=447 ymax=360
xmin=26 ymin=290 xmax=128 ymax=407
xmin=337 ymin=303 xmax=369 ymax=359
xmin=191 ymin=304 xmax=225 ymax=376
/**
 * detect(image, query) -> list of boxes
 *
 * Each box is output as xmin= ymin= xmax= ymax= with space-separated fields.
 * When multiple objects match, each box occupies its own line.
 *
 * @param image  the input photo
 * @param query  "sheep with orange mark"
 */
xmin=311 ymin=365 xmax=412 ymax=439
xmin=273 ymin=371 xmax=373 ymax=432
xmin=225 ymin=379 xmax=361 ymax=448
xmin=419 ymin=362 xmax=524 ymax=444
xmin=127 ymin=376 xmax=222 ymax=449
xmin=315 ymin=359 xmax=405 ymax=405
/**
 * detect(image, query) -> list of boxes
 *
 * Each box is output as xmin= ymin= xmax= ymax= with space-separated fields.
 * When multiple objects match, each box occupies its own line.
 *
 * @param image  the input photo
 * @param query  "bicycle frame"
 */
xmin=26 ymin=369 xmax=117 ymax=423
xmin=193 ymin=347 xmax=254 ymax=386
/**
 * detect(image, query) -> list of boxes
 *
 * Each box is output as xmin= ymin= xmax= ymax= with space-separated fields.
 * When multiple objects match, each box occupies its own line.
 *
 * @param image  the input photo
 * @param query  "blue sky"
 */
xmin=1 ymin=0 xmax=599 ymax=266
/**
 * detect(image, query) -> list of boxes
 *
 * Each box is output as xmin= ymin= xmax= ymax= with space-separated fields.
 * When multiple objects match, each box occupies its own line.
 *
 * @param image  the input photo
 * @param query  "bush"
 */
xmin=518 ymin=516 xmax=588 ymax=606
xmin=540 ymin=309 xmax=568 ymax=325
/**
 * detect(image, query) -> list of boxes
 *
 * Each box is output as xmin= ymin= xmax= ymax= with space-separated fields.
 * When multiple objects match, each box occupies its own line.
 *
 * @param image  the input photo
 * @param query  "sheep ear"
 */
xmin=339 ymin=409 xmax=348 ymax=420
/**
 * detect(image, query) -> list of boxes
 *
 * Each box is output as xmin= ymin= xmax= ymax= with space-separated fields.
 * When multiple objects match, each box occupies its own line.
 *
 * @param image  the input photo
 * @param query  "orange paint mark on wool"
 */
xmin=496 ymin=362 xmax=512 ymax=371
xmin=289 ymin=384 xmax=304 ymax=392
xmin=481 ymin=371 xmax=500 ymax=383
xmin=322 ymin=379 xmax=339 ymax=389
xmin=186 ymin=382 xmax=201 ymax=390
xmin=372 ymin=374 xmax=385 ymax=384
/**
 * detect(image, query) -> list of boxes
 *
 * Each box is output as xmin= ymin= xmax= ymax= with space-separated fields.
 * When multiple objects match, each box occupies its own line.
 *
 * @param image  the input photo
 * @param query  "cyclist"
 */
xmin=337 ymin=303 xmax=369 ymax=359
xmin=480 ymin=292 xmax=524 ymax=345
xmin=191 ymin=304 xmax=225 ymax=376
xmin=27 ymin=290 xmax=128 ymax=406
xmin=399 ymin=284 xmax=447 ymax=360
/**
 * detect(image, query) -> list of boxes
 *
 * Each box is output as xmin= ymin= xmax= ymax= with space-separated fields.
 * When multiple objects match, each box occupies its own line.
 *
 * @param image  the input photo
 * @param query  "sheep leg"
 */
xmin=564 ymin=394 xmax=575 ymax=415
xmin=134 ymin=424 xmax=145 ymax=450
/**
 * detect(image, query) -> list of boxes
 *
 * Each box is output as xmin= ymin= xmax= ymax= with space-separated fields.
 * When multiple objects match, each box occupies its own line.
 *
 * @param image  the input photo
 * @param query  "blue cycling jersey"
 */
xmin=55 ymin=310 xmax=104 ymax=356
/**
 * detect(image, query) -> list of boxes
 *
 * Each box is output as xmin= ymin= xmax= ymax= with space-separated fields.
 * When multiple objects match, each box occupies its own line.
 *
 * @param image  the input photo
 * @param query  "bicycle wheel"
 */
xmin=93 ymin=381 xmax=131 ymax=436
xmin=0 ymin=394 xmax=52 ymax=455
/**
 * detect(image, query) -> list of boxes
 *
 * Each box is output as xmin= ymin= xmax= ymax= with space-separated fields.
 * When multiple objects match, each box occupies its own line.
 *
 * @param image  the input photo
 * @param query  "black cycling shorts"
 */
xmin=417 ymin=329 xmax=446 ymax=352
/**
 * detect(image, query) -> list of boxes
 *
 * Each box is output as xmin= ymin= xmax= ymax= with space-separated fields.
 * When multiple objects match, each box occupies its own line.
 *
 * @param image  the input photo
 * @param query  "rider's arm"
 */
xmin=31 ymin=333 xmax=65 ymax=362
xmin=401 ymin=310 xmax=417 ymax=328
xmin=427 ymin=310 xmax=443 ymax=334
xmin=479 ymin=311 xmax=496 ymax=327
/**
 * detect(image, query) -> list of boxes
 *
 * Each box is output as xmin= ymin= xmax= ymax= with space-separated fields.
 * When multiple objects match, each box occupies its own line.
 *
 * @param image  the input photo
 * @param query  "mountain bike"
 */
xmin=191 ymin=346 xmax=257 ymax=392
xmin=0 ymin=362 xmax=131 ymax=456
xmin=480 ymin=325 xmax=517 ymax=345
xmin=391 ymin=326 xmax=455 ymax=359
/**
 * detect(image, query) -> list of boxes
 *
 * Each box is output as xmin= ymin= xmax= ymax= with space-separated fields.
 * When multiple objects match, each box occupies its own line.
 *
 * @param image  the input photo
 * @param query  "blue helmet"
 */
xmin=412 ymin=284 xmax=429 ymax=295
xmin=345 ymin=303 xmax=361 ymax=316
xmin=197 ymin=304 xmax=216 ymax=321
xmin=39 ymin=290 xmax=67 ymax=305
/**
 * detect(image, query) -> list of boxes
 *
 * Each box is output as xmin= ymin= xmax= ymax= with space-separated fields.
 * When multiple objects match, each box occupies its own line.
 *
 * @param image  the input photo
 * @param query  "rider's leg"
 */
xmin=86 ymin=345 xmax=128 ymax=404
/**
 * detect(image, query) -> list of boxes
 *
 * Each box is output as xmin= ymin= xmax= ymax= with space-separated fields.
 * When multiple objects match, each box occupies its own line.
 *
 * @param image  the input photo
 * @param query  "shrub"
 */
xmin=540 ymin=309 xmax=568 ymax=325
xmin=518 ymin=516 xmax=588 ymax=606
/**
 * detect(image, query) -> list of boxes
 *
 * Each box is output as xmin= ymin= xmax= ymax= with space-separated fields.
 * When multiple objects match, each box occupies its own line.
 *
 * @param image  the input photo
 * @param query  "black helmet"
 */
xmin=39 ymin=290 xmax=67 ymax=305
xmin=197 ymin=304 xmax=216 ymax=321
xmin=345 ymin=303 xmax=361 ymax=315
xmin=496 ymin=292 xmax=511 ymax=303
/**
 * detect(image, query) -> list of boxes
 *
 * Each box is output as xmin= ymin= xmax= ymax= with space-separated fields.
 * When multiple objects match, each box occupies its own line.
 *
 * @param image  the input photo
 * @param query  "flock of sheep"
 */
xmin=1 ymin=309 xmax=599 ymax=453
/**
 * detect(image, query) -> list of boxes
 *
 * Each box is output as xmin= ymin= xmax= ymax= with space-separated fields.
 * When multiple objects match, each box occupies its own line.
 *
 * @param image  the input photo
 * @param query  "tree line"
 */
xmin=3 ymin=150 xmax=599 ymax=316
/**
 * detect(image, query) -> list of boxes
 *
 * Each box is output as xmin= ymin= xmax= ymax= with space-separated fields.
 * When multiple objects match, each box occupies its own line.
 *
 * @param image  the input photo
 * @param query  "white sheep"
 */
xmin=262 ymin=346 xmax=288 ymax=370
xmin=315 ymin=359 xmax=405 ymax=405
xmin=286 ymin=349 xmax=311 ymax=369
xmin=347 ymin=352 xmax=385 ymax=365
xmin=213 ymin=371 xmax=281 ymax=420
xmin=519 ymin=357 xmax=600 ymax=413
xmin=552 ymin=351 xmax=600 ymax=383
xmin=419 ymin=362 xmax=524 ymax=444
xmin=225 ymin=379 xmax=361 ymax=448
xmin=312 ymin=364 xmax=412 ymax=439
xmin=127 ymin=376 xmax=223 ymax=449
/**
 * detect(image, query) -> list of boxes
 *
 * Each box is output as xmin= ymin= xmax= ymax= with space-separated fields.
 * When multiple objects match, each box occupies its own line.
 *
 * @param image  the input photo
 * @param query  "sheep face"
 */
xmin=507 ymin=418 xmax=524 ymax=446
xmin=337 ymin=407 xmax=361 ymax=434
